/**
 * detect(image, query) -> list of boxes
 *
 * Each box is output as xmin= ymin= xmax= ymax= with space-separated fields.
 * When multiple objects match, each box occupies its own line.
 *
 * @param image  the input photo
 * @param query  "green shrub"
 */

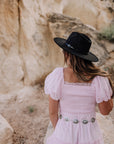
xmin=28 ymin=106 xmax=34 ymax=113
xmin=98 ymin=24 xmax=114 ymax=43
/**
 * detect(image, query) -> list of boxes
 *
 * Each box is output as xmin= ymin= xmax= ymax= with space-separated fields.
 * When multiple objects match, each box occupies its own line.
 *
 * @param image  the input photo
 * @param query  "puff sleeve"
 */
xmin=44 ymin=67 xmax=63 ymax=101
xmin=95 ymin=76 xmax=113 ymax=103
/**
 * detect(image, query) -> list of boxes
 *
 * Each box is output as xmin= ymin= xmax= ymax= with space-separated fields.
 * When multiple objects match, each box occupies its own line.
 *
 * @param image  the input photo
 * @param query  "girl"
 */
xmin=44 ymin=32 xmax=114 ymax=144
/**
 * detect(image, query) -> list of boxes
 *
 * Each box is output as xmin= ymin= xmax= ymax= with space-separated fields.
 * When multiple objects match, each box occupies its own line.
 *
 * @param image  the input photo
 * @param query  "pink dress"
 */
xmin=44 ymin=67 xmax=113 ymax=144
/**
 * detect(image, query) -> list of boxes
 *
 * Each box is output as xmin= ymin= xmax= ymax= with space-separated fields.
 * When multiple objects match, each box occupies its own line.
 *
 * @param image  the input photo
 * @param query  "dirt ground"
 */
xmin=0 ymin=83 xmax=114 ymax=144
xmin=0 ymin=84 xmax=49 ymax=144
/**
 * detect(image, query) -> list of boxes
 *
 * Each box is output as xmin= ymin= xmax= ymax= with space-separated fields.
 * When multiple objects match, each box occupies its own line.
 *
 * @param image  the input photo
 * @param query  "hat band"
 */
xmin=66 ymin=43 xmax=74 ymax=49
xmin=65 ymin=43 xmax=88 ymax=55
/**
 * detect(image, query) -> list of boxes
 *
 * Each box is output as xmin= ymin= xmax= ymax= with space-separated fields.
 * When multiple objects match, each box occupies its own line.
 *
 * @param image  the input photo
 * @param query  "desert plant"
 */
xmin=98 ymin=24 xmax=114 ymax=43
xmin=28 ymin=106 xmax=35 ymax=113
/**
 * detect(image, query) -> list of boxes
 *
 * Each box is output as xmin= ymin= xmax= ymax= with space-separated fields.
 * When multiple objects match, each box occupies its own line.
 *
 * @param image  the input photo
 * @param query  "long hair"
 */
xmin=63 ymin=50 xmax=114 ymax=99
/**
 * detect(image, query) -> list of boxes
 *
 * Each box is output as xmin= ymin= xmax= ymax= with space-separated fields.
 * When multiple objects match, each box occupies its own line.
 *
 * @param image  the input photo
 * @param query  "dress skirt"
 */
xmin=46 ymin=112 xmax=104 ymax=144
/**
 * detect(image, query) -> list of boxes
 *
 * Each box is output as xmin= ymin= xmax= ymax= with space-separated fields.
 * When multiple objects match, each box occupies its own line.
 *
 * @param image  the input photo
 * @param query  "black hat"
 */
xmin=54 ymin=32 xmax=99 ymax=62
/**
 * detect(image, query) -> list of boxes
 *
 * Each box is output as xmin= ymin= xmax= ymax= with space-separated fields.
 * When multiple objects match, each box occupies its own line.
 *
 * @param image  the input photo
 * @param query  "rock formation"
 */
xmin=0 ymin=114 xmax=13 ymax=144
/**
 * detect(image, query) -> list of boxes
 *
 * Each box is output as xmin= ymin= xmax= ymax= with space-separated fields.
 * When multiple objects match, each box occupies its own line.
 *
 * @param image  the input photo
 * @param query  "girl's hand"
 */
xmin=98 ymin=99 xmax=113 ymax=115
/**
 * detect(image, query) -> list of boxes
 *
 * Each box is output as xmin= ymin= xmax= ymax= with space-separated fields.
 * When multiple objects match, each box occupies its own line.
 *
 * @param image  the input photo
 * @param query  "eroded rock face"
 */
xmin=37 ymin=0 xmax=114 ymax=29
xmin=61 ymin=0 xmax=114 ymax=30
xmin=0 ymin=114 xmax=13 ymax=144
xmin=0 ymin=0 xmax=113 ymax=94
xmin=0 ymin=0 xmax=24 ymax=93
xmin=18 ymin=0 xmax=64 ymax=86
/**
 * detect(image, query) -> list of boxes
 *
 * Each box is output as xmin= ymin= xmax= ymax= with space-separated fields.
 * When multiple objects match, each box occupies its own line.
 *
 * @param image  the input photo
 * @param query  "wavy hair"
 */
xmin=63 ymin=50 xmax=114 ymax=99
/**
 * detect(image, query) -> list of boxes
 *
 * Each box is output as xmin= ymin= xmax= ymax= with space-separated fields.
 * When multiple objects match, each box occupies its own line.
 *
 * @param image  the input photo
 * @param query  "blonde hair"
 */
xmin=63 ymin=50 xmax=114 ymax=99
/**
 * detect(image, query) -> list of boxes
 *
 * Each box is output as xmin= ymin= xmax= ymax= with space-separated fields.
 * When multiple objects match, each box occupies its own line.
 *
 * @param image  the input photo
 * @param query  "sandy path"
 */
xmin=0 ymin=85 xmax=49 ymax=144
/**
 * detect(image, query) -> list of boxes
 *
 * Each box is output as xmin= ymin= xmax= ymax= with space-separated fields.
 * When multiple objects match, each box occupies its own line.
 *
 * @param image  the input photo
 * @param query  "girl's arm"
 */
xmin=48 ymin=95 xmax=59 ymax=129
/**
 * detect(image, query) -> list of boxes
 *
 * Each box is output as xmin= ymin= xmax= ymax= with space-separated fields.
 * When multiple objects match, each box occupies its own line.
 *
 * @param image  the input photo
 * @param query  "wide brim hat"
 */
xmin=54 ymin=32 xmax=99 ymax=62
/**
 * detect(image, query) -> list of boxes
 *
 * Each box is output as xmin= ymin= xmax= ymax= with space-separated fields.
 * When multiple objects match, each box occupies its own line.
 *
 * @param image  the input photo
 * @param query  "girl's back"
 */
xmin=44 ymin=67 xmax=113 ymax=144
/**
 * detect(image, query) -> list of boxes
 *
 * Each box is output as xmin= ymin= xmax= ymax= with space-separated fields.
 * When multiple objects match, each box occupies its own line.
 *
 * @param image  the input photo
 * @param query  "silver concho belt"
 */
xmin=59 ymin=114 xmax=96 ymax=124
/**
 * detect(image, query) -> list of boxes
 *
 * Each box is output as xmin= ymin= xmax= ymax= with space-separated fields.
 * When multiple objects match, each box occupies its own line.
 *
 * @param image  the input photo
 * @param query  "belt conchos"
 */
xmin=59 ymin=114 xmax=96 ymax=124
